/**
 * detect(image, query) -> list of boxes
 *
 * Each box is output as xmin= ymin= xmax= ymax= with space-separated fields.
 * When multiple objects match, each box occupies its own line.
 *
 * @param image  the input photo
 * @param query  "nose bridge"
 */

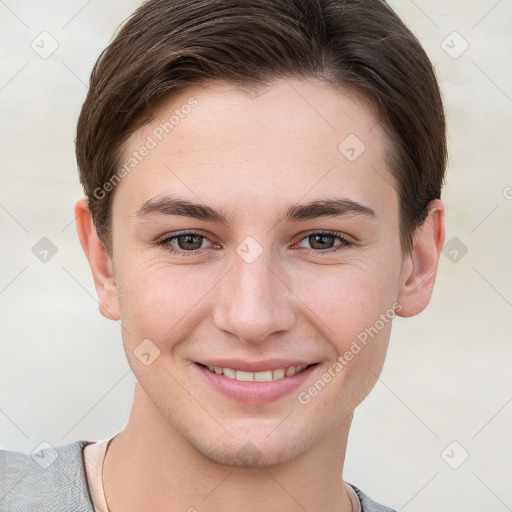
xmin=213 ymin=245 xmax=295 ymax=343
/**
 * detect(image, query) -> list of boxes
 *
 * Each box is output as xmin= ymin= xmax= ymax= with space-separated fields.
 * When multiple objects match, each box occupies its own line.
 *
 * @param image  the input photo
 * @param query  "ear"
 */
xmin=396 ymin=199 xmax=445 ymax=318
xmin=74 ymin=197 xmax=120 ymax=321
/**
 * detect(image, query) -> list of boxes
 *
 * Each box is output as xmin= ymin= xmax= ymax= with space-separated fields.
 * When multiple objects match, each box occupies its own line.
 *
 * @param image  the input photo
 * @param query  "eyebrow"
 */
xmin=135 ymin=195 xmax=376 ymax=224
xmin=282 ymin=198 xmax=376 ymax=222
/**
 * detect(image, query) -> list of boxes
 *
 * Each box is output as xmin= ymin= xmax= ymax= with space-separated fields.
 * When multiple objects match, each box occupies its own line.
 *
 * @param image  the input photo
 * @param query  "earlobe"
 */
xmin=74 ymin=197 xmax=120 ymax=321
xmin=396 ymin=199 xmax=445 ymax=318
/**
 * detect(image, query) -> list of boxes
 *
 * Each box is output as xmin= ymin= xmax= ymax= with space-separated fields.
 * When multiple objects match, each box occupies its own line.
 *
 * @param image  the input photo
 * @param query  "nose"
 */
xmin=212 ymin=249 xmax=296 ymax=345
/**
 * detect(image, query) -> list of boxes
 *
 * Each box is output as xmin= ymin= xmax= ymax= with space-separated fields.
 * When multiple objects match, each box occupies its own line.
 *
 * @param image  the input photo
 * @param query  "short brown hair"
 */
xmin=76 ymin=0 xmax=447 ymax=255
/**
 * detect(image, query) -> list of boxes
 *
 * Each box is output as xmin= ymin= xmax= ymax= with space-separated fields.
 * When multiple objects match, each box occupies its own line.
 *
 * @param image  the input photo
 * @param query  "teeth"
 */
xmin=223 ymin=368 xmax=236 ymax=379
xmin=273 ymin=368 xmax=285 ymax=379
xmin=236 ymin=370 xmax=255 ymax=381
xmin=204 ymin=364 xmax=310 ymax=381
xmin=254 ymin=370 xmax=273 ymax=382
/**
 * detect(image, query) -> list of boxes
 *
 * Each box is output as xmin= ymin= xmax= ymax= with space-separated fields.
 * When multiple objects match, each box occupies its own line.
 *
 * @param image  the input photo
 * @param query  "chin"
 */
xmin=200 ymin=437 xmax=306 ymax=469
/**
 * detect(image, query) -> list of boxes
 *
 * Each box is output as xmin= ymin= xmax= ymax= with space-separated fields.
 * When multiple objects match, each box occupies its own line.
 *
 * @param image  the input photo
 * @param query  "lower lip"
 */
xmin=195 ymin=363 xmax=318 ymax=405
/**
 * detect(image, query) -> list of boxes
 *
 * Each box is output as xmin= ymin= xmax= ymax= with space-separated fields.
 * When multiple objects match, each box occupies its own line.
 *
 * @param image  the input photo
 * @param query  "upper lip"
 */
xmin=196 ymin=359 xmax=317 ymax=373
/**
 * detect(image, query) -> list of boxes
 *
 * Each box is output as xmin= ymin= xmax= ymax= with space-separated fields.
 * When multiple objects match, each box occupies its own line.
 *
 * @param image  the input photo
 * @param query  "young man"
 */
xmin=0 ymin=0 xmax=446 ymax=510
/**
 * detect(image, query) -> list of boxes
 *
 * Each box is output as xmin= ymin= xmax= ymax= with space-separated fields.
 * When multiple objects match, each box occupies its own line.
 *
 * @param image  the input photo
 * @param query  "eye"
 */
xmin=294 ymin=231 xmax=353 ymax=253
xmin=155 ymin=229 xmax=354 ymax=257
xmin=156 ymin=230 xmax=216 ymax=255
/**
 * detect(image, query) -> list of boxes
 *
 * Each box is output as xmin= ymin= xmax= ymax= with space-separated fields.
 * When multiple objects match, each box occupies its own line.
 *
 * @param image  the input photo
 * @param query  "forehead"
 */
xmin=114 ymin=78 xmax=398 ymax=221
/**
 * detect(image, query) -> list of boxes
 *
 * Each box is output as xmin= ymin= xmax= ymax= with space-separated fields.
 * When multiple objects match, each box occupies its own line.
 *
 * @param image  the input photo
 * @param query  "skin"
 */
xmin=75 ymin=78 xmax=445 ymax=512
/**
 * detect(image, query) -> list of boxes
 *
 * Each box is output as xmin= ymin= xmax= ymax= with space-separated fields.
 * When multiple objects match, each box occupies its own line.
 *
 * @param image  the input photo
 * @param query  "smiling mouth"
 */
xmin=196 ymin=362 xmax=318 ymax=382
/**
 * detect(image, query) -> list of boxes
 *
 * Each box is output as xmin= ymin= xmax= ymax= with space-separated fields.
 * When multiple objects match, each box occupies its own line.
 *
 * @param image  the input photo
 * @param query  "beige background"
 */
xmin=1 ymin=1 xmax=511 ymax=510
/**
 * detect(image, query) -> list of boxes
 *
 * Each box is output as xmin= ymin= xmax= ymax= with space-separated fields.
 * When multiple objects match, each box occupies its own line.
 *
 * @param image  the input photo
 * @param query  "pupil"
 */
xmin=310 ymin=234 xmax=334 ymax=250
xmin=178 ymin=234 xmax=202 ymax=250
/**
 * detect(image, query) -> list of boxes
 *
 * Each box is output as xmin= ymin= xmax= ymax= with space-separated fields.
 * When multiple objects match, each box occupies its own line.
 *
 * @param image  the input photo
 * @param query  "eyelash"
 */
xmin=156 ymin=230 xmax=354 ymax=256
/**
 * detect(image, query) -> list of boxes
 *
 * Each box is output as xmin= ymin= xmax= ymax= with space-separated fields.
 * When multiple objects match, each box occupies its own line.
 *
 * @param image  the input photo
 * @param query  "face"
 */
xmin=85 ymin=78 xmax=426 ymax=467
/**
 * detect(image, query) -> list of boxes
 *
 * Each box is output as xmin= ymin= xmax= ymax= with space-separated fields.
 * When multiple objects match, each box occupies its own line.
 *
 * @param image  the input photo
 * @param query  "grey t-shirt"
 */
xmin=0 ymin=441 xmax=396 ymax=511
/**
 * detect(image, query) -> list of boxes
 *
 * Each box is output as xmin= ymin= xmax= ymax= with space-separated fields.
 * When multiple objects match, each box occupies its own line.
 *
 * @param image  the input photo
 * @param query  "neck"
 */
xmin=103 ymin=383 xmax=354 ymax=512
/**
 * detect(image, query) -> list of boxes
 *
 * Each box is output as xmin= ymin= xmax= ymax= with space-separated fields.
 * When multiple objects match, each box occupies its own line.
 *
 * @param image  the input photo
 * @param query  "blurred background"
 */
xmin=0 ymin=1 xmax=511 ymax=510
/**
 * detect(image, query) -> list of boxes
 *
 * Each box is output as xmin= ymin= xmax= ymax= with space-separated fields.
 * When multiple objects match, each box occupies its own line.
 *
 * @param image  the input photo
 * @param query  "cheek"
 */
xmin=292 ymin=265 xmax=396 ymax=411
xmin=291 ymin=258 xmax=399 ymax=348
xmin=115 ymin=263 xmax=215 ymax=387
xmin=116 ymin=243 xmax=402 ymax=356
xmin=117 ymin=260 xmax=216 ymax=343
